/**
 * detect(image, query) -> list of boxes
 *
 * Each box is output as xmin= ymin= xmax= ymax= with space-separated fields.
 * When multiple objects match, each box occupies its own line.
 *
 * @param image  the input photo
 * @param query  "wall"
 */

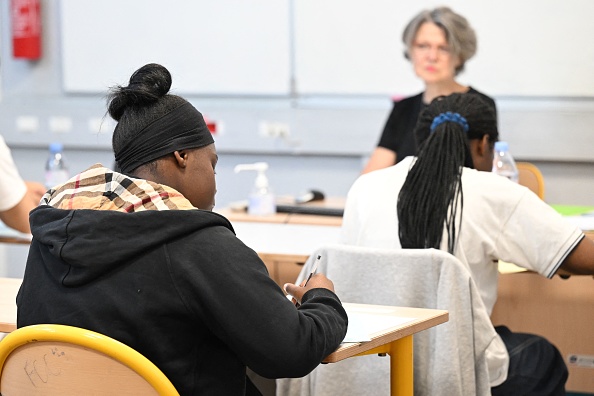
xmin=60 ymin=0 xmax=594 ymax=98
xmin=1 ymin=0 xmax=594 ymax=277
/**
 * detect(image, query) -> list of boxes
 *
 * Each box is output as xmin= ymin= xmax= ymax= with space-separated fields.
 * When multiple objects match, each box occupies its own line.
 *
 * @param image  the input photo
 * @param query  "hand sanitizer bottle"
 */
xmin=234 ymin=162 xmax=276 ymax=216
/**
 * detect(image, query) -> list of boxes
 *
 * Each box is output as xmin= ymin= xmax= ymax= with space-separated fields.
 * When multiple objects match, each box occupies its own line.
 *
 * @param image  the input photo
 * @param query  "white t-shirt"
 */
xmin=341 ymin=156 xmax=584 ymax=386
xmin=0 ymin=135 xmax=27 ymax=211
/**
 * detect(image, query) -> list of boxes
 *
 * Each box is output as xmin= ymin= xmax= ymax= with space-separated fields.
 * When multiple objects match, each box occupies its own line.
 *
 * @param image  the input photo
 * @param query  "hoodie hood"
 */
xmin=29 ymin=164 xmax=233 ymax=286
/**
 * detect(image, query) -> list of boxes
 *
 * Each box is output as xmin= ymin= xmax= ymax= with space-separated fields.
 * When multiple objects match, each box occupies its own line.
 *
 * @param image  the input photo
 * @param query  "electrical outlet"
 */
xmin=49 ymin=116 xmax=73 ymax=134
xmin=259 ymin=121 xmax=290 ymax=138
xmin=88 ymin=117 xmax=115 ymax=134
xmin=16 ymin=116 xmax=39 ymax=133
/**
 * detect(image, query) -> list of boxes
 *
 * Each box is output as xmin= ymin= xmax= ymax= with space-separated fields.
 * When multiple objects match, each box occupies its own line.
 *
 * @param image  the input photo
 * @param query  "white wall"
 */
xmin=60 ymin=0 xmax=594 ymax=98
xmin=295 ymin=0 xmax=594 ymax=97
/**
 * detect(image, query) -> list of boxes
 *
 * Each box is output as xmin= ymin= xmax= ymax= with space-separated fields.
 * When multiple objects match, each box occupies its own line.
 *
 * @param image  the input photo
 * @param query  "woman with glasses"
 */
xmin=362 ymin=6 xmax=496 ymax=174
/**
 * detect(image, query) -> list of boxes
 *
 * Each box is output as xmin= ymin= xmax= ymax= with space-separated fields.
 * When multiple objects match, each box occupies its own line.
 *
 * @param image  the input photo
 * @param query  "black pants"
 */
xmin=491 ymin=326 xmax=568 ymax=396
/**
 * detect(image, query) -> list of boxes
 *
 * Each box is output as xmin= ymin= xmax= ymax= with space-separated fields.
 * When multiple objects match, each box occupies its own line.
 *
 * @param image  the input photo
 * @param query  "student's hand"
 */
xmin=284 ymin=274 xmax=335 ymax=307
xmin=25 ymin=181 xmax=46 ymax=204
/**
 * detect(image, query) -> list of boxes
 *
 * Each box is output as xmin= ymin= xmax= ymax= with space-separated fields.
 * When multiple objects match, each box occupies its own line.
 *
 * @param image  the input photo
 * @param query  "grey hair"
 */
xmin=402 ymin=7 xmax=476 ymax=75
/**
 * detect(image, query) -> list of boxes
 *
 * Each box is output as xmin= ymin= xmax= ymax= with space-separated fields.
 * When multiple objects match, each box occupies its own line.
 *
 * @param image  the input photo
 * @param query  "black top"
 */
xmin=18 ymin=206 xmax=348 ymax=395
xmin=377 ymin=87 xmax=497 ymax=163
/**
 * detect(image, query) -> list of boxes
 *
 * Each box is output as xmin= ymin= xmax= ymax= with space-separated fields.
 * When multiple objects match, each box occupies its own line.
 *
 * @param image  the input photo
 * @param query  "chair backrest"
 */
xmin=277 ymin=244 xmax=495 ymax=396
xmin=0 ymin=324 xmax=179 ymax=396
xmin=516 ymin=161 xmax=545 ymax=199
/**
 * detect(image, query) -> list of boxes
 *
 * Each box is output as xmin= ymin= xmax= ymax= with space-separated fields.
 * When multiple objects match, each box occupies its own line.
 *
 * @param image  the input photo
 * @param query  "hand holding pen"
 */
xmin=284 ymin=255 xmax=335 ymax=307
xmin=303 ymin=255 xmax=321 ymax=287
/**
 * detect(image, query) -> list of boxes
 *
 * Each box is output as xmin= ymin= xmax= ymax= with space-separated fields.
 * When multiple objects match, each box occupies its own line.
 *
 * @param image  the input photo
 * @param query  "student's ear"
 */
xmin=477 ymin=134 xmax=490 ymax=157
xmin=173 ymin=150 xmax=188 ymax=168
xmin=469 ymin=135 xmax=493 ymax=172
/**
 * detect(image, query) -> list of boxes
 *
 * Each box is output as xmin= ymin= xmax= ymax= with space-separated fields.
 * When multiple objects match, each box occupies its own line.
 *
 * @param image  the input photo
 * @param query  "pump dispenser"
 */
xmin=234 ymin=162 xmax=276 ymax=215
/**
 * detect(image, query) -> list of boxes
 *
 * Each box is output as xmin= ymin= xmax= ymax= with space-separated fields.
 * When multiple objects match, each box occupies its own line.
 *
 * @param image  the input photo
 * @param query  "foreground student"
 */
xmin=342 ymin=93 xmax=594 ymax=395
xmin=17 ymin=63 xmax=348 ymax=395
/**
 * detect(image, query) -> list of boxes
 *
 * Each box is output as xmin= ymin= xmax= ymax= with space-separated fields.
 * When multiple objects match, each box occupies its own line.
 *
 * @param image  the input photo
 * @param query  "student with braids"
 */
xmin=17 ymin=63 xmax=347 ymax=395
xmin=341 ymin=93 xmax=594 ymax=395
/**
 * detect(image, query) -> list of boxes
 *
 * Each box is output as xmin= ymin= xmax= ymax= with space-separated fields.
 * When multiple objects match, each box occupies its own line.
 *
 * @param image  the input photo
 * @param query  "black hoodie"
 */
xmin=17 ymin=182 xmax=347 ymax=395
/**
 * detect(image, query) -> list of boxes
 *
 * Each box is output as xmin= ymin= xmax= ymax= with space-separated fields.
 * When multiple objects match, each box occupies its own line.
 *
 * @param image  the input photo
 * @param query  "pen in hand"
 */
xmin=285 ymin=254 xmax=322 ymax=307
xmin=303 ymin=255 xmax=322 ymax=287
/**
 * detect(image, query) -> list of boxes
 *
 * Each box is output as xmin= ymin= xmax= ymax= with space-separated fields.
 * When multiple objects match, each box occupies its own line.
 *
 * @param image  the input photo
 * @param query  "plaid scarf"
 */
xmin=42 ymin=163 xmax=196 ymax=212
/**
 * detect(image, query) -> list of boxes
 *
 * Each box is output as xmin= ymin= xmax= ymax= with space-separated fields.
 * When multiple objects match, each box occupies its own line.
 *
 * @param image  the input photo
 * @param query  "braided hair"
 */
xmin=397 ymin=93 xmax=498 ymax=253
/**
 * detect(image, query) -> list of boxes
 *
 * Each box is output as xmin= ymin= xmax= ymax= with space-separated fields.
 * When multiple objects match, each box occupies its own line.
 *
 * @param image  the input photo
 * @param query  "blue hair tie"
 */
xmin=430 ymin=112 xmax=469 ymax=133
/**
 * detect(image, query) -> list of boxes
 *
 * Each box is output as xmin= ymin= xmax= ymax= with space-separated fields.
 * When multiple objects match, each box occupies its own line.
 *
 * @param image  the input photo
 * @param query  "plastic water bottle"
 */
xmin=492 ymin=141 xmax=519 ymax=183
xmin=45 ymin=142 xmax=70 ymax=189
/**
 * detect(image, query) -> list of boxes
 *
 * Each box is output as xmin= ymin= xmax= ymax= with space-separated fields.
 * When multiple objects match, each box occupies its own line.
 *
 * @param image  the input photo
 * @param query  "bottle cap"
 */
xmin=49 ymin=142 xmax=63 ymax=153
xmin=494 ymin=141 xmax=509 ymax=152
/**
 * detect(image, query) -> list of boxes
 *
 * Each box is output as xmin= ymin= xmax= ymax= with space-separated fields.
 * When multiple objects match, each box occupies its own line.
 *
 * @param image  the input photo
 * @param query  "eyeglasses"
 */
xmin=412 ymin=42 xmax=452 ymax=56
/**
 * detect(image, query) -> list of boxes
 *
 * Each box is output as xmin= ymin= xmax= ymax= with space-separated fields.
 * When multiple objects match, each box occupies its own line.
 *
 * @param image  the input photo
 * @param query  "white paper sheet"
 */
xmin=563 ymin=214 xmax=594 ymax=231
xmin=343 ymin=310 xmax=415 ymax=343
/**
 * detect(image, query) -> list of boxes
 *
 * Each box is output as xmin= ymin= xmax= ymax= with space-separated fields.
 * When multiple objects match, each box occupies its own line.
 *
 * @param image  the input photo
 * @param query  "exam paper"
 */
xmin=343 ymin=311 xmax=415 ymax=343
xmin=563 ymin=214 xmax=594 ymax=231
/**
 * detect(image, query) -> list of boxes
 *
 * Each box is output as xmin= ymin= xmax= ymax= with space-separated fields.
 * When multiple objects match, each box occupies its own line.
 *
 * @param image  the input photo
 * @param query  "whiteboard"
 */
xmin=60 ymin=0 xmax=291 ymax=95
xmin=294 ymin=0 xmax=594 ymax=97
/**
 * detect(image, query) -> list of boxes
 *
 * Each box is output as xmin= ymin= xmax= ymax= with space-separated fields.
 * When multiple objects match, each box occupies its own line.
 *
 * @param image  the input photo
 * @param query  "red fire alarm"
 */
xmin=204 ymin=116 xmax=217 ymax=134
xmin=11 ymin=0 xmax=42 ymax=60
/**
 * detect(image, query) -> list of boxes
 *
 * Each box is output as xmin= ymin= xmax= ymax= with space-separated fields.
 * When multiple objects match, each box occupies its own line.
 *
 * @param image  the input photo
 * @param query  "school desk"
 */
xmin=327 ymin=302 xmax=448 ymax=396
xmin=0 ymin=223 xmax=31 ymax=245
xmin=217 ymin=196 xmax=344 ymax=227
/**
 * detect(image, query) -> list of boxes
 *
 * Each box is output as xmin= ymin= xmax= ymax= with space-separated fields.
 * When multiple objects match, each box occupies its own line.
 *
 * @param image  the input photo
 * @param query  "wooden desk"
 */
xmin=0 ymin=277 xmax=21 ymax=333
xmin=0 ymin=236 xmax=31 ymax=245
xmin=216 ymin=207 xmax=343 ymax=228
xmin=491 ymin=272 xmax=594 ymax=392
xmin=0 ymin=224 xmax=31 ymax=245
xmin=326 ymin=303 xmax=448 ymax=396
xmin=217 ymin=196 xmax=344 ymax=226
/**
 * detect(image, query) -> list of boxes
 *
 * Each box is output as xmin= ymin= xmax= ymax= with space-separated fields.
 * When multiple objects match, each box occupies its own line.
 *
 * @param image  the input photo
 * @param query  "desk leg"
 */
xmin=389 ymin=335 xmax=413 ymax=396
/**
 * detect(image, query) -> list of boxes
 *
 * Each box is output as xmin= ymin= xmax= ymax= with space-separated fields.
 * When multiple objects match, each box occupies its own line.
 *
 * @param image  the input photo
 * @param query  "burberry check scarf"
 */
xmin=42 ymin=163 xmax=196 ymax=212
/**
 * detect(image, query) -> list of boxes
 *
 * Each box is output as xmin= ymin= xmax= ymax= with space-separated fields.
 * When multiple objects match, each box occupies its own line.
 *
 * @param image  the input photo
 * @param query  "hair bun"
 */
xmin=107 ymin=63 xmax=172 ymax=121
xmin=128 ymin=63 xmax=172 ymax=97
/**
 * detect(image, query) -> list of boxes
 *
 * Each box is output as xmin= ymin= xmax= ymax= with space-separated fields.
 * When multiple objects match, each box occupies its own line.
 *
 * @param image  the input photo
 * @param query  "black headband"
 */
xmin=114 ymin=102 xmax=214 ymax=173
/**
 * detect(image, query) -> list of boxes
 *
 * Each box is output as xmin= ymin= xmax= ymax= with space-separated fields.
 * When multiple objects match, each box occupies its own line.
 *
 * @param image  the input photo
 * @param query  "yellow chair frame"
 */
xmin=516 ymin=161 xmax=545 ymax=200
xmin=0 ymin=324 xmax=179 ymax=395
